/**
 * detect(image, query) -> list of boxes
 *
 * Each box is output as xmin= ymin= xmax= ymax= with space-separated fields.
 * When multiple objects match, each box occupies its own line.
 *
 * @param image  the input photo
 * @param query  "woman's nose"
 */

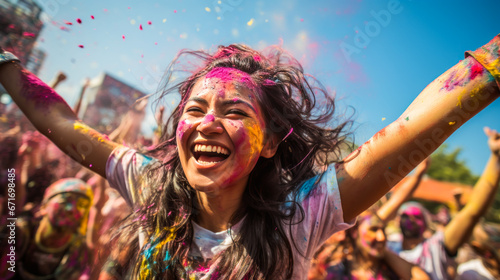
xmin=197 ymin=113 xmax=223 ymax=134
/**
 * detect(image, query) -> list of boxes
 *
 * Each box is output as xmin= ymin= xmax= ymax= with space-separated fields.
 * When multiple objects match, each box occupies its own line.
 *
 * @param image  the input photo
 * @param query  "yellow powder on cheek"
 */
xmin=243 ymin=119 xmax=264 ymax=155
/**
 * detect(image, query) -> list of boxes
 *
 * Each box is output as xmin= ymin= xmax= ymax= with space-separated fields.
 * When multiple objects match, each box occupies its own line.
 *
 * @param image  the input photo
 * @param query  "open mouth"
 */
xmin=193 ymin=144 xmax=230 ymax=164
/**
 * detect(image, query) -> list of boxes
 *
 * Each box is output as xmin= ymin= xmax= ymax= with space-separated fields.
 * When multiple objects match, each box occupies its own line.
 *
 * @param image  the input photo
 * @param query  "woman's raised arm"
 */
xmin=338 ymin=34 xmax=500 ymax=222
xmin=0 ymin=53 xmax=119 ymax=178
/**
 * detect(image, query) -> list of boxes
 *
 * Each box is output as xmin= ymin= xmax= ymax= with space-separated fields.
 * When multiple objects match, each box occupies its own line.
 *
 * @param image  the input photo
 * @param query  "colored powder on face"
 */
xmin=20 ymin=70 xmax=66 ymax=110
xmin=202 ymin=114 xmax=215 ymax=124
xmin=205 ymin=67 xmax=255 ymax=89
xmin=176 ymin=120 xmax=192 ymax=141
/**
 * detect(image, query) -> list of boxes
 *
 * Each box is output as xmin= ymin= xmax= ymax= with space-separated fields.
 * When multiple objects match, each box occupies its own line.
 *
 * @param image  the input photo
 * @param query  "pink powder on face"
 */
xmin=202 ymin=114 xmax=215 ymax=124
xmin=20 ymin=70 xmax=66 ymax=110
xmin=176 ymin=120 xmax=192 ymax=141
xmin=205 ymin=67 xmax=255 ymax=89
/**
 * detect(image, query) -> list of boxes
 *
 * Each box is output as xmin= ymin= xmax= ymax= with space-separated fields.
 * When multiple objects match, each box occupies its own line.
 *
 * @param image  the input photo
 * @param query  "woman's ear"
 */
xmin=261 ymin=135 xmax=279 ymax=158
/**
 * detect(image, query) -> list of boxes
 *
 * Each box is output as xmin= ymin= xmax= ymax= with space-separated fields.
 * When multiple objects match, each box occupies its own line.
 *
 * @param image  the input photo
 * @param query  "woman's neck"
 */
xmin=195 ymin=189 xmax=244 ymax=232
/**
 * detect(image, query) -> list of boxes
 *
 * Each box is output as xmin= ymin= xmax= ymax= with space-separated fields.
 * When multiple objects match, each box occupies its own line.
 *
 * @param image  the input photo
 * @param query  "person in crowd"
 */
xmin=456 ymin=222 xmax=500 ymax=279
xmin=386 ymin=127 xmax=500 ymax=280
xmin=0 ymin=178 xmax=93 ymax=279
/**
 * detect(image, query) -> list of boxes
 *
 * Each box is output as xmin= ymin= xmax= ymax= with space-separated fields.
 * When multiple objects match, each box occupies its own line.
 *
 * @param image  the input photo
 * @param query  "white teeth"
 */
xmin=193 ymin=144 xmax=229 ymax=155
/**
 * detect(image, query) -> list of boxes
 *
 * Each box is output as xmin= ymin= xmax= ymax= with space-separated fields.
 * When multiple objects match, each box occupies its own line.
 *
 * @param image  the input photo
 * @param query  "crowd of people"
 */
xmin=0 ymin=33 xmax=499 ymax=279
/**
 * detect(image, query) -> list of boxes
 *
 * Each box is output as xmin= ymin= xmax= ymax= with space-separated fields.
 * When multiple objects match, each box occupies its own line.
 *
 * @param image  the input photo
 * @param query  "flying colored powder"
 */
xmin=122 ymin=35 xmax=125 ymax=40
xmin=64 ymin=20 xmax=73 ymax=25
xmin=139 ymin=24 xmax=143 ymax=30
xmin=76 ymin=18 xmax=82 ymax=24
xmin=78 ymin=45 xmax=84 ymax=48
xmin=22 ymin=32 xmax=35 ymax=37
xmin=247 ymin=18 xmax=254 ymax=26
xmin=174 ymin=10 xmax=177 ymax=13
xmin=91 ymin=15 xmax=95 ymax=19
xmin=148 ymin=21 xmax=152 ymax=25
xmin=205 ymin=7 xmax=211 ymax=12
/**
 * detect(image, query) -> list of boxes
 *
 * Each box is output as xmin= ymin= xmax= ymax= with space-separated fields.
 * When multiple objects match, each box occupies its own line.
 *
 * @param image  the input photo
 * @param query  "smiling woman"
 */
xmin=0 ymin=33 xmax=499 ymax=279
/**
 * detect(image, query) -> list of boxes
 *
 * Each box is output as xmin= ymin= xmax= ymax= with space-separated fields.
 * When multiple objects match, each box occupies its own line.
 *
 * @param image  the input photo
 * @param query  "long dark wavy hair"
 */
xmin=121 ymin=44 xmax=353 ymax=279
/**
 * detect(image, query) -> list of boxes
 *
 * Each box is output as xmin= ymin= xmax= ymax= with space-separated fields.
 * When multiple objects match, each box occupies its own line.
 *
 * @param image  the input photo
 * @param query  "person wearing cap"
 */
xmin=386 ymin=127 xmax=500 ymax=280
xmin=0 ymin=178 xmax=93 ymax=280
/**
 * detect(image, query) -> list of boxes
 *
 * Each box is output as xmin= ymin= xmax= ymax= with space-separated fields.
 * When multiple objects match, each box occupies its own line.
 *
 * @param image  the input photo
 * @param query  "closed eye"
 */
xmin=226 ymin=109 xmax=249 ymax=117
xmin=185 ymin=107 xmax=204 ymax=114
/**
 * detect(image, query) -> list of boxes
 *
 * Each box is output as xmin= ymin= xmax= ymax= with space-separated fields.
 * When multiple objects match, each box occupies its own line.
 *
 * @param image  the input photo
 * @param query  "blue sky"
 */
xmin=30 ymin=0 xmax=500 ymax=175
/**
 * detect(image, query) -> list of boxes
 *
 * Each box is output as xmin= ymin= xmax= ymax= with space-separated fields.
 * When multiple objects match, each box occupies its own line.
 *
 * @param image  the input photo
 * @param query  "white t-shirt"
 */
xmin=106 ymin=146 xmax=353 ymax=279
xmin=388 ymin=231 xmax=456 ymax=280
xmin=457 ymin=259 xmax=496 ymax=280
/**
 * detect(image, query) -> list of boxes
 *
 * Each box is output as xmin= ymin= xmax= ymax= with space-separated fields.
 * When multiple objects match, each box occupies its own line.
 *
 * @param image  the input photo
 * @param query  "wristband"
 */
xmin=0 ymin=50 xmax=20 ymax=66
xmin=465 ymin=34 xmax=500 ymax=89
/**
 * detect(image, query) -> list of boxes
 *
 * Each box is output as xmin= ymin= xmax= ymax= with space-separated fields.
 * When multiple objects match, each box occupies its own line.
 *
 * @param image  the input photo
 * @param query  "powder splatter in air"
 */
xmin=139 ymin=24 xmax=143 ymax=30
xmin=78 ymin=45 xmax=84 ymax=48
xmin=205 ymin=7 xmax=211 ymax=12
xmin=91 ymin=15 xmax=95 ymax=19
xmin=76 ymin=18 xmax=82 ymax=24
xmin=122 ymin=35 xmax=125 ymax=40
xmin=148 ymin=21 xmax=152 ymax=25
xmin=247 ymin=18 xmax=254 ymax=26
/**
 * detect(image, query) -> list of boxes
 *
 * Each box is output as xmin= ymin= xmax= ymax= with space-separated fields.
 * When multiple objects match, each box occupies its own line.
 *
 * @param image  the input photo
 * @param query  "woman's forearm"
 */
xmin=339 ymin=35 xmax=500 ymax=222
